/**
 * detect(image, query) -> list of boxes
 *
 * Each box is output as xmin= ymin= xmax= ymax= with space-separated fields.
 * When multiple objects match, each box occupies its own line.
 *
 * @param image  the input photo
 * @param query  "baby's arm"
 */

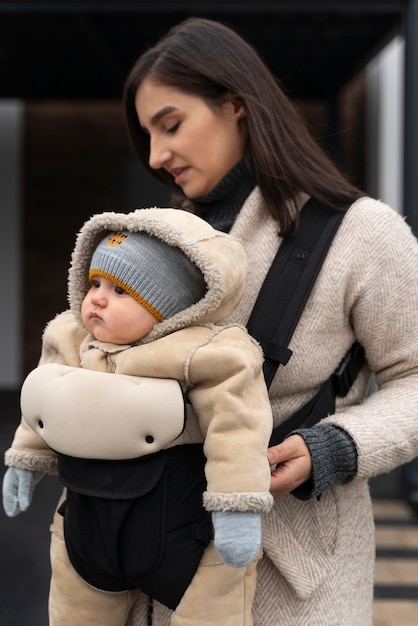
xmin=187 ymin=325 xmax=274 ymax=566
xmin=188 ymin=326 xmax=273 ymax=506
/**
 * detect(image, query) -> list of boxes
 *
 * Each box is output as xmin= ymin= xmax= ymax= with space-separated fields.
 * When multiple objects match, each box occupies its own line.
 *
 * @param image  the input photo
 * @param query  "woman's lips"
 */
xmin=172 ymin=167 xmax=189 ymax=186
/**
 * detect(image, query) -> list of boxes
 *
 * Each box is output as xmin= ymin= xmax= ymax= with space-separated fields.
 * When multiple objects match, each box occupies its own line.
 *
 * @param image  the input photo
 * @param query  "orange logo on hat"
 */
xmin=106 ymin=232 xmax=128 ymax=247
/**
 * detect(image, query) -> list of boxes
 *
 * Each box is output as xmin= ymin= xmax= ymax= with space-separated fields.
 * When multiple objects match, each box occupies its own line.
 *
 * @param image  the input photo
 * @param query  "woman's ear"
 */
xmin=232 ymin=98 xmax=246 ymax=120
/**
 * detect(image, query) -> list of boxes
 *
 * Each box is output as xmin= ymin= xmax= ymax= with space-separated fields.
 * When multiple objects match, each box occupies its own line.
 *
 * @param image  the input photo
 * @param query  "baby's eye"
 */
xmin=115 ymin=285 xmax=126 ymax=295
xmin=91 ymin=278 xmax=100 ymax=288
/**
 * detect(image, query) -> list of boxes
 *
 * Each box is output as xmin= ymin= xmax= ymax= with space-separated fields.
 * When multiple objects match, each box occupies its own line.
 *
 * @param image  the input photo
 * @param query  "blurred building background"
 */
xmin=0 ymin=4 xmax=418 ymax=625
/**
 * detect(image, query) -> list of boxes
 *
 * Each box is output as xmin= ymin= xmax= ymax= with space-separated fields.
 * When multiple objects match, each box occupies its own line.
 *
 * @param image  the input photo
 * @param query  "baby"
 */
xmin=3 ymin=208 xmax=273 ymax=625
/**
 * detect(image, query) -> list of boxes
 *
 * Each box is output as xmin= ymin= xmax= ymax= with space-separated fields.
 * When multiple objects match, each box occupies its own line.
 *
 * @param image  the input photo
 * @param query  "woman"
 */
xmin=122 ymin=16 xmax=418 ymax=626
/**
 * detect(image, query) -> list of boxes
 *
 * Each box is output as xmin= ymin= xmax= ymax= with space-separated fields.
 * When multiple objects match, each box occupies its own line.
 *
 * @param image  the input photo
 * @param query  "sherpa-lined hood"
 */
xmin=68 ymin=207 xmax=247 ymax=342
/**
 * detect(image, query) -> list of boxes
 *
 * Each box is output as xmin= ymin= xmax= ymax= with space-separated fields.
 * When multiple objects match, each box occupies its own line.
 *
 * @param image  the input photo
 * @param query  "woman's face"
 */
xmin=135 ymin=78 xmax=247 ymax=198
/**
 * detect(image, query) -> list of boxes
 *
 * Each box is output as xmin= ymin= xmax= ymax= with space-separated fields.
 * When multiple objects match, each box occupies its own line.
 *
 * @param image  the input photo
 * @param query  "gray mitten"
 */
xmin=2 ymin=467 xmax=45 ymax=517
xmin=212 ymin=510 xmax=261 ymax=568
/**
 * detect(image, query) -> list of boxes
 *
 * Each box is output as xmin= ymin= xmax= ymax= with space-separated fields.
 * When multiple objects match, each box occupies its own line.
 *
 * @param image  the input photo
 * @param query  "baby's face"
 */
xmin=81 ymin=275 xmax=158 ymax=344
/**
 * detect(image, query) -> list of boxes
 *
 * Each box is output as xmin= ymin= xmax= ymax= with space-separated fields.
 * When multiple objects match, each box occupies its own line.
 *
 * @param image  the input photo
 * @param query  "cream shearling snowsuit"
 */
xmin=5 ymin=208 xmax=273 ymax=625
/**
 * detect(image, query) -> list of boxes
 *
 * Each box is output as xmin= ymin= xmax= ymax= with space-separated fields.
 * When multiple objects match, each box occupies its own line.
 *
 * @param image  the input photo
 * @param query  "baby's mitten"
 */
xmin=212 ymin=510 xmax=261 ymax=568
xmin=2 ymin=467 xmax=45 ymax=517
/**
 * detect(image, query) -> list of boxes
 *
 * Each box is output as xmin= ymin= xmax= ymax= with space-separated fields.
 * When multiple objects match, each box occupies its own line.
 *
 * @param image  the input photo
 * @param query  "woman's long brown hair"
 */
xmin=123 ymin=17 xmax=361 ymax=236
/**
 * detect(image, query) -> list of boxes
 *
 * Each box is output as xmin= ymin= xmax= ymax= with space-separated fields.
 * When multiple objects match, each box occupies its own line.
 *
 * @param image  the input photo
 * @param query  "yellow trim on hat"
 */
xmin=88 ymin=269 xmax=165 ymax=323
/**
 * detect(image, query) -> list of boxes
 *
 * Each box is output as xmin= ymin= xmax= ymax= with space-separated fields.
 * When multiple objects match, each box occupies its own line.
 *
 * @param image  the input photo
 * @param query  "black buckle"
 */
xmin=260 ymin=340 xmax=292 ymax=366
xmin=333 ymin=342 xmax=365 ymax=397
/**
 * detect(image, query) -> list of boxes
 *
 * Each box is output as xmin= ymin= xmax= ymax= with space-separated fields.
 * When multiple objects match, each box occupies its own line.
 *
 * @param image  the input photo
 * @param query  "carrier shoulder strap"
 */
xmin=247 ymin=196 xmax=349 ymax=388
xmin=246 ymin=197 xmax=366 ymax=444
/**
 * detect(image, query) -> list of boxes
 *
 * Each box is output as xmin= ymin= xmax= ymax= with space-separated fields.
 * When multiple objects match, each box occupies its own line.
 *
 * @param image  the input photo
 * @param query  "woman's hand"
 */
xmin=268 ymin=434 xmax=312 ymax=498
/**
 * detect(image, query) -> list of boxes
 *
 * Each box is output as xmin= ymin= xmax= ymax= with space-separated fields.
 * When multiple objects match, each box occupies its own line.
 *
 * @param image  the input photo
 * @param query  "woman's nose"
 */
xmin=149 ymin=136 xmax=171 ymax=170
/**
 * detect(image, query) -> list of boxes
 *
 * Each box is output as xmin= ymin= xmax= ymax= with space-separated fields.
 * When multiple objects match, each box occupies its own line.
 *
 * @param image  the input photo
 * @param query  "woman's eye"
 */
xmin=166 ymin=121 xmax=180 ymax=134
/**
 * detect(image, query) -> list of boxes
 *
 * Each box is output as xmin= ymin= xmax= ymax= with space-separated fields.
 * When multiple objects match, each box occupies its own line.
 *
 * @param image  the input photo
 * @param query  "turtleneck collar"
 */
xmin=194 ymin=157 xmax=255 ymax=233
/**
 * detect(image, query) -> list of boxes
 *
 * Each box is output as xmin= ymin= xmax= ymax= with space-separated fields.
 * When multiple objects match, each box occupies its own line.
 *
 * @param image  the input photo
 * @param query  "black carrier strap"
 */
xmin=268 ymin=341 xmax=365 ymax=446
xmin=246 ymin=197 xmax=365 ymax=444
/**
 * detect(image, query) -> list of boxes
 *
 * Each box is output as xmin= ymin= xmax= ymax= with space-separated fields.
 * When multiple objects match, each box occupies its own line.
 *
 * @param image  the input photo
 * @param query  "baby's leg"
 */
xmin=49 ymin=502 xmax=139 ymax=626
xmin=171 ymin=541 xmax=258 ymax=626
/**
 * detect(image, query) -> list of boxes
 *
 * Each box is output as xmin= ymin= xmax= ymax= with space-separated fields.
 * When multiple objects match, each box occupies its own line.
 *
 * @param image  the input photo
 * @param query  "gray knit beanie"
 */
xmin=89 ymin=231 xmax=207 ymax=322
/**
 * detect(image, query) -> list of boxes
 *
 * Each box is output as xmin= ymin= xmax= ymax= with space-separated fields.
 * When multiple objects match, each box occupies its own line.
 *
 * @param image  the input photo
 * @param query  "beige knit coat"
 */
xmin=126 ymin=189 xmax=418 ymax=626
